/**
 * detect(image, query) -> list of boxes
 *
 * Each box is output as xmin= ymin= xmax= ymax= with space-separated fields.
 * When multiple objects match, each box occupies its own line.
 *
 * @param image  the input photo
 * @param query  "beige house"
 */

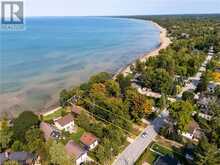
xmin=54 ymin=114 xmax=75 ymax=133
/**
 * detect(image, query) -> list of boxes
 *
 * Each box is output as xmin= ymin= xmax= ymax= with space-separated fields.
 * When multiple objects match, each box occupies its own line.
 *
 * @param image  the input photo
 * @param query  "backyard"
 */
xmin=135 ymin=138 xmax=185 ymax=165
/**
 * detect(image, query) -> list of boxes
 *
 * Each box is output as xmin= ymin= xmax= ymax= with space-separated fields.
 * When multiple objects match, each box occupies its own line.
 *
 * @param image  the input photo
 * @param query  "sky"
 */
xmin=25 ymin=0 xmax=220 ymax=16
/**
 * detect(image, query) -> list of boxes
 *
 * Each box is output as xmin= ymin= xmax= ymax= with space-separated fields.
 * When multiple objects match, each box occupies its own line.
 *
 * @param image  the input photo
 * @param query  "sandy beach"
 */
xmin=113 ymin=21 xmax=171 ymax=79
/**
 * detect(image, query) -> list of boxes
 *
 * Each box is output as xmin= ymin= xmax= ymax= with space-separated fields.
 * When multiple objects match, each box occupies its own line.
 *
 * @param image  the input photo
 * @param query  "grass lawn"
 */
xmin=43 ymin=107 xmax=70 ymax=121
xmin=135 ymin=140 xmax=185 ymax=165
xmin=69 ymin=127 xmax=85 ymax=143
xmin=151 ymin=143 xmax=185 ymax=162
xmin=151 ymin=143 xmax=173 ymax=155
xmin=135 ymin=144 xmax=159 ymax=165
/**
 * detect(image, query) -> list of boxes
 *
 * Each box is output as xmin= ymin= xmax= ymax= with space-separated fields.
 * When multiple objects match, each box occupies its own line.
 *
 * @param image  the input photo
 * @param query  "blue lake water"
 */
xmin=0 ymin=17 xmax=160 ymax=113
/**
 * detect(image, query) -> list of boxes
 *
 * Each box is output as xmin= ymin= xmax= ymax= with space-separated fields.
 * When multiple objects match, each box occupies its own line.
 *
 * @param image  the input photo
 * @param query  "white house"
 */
xmin=181 ymin=120 xmax=202 ymax=141
xmin=80 ymin=133 xmax=98 ymax=150
xmin=54 ymin=114 xmax=75 ymax=133
xmin=65 ymin=140 xmax=87 ymax=165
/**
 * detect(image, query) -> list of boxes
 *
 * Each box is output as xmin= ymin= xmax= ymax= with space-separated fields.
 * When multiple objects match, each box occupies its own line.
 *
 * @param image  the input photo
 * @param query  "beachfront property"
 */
xmin=54 ymin=114 xmax=75 ymax=133
xmin=80 ymin=132 xmax=98 ymax=150
xmin=40 ymin=122 xmax=61 ymax=141
xmin=65 ymin=140 xmax=87 ymax=165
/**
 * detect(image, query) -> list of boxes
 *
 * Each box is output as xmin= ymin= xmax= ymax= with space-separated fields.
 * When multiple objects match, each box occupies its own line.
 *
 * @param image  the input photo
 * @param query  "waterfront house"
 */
xmin=54 ymin=114 xmax=75 ymax=133
xmin=65 ymin=140 xmax=87 ymax=165
xmin=80 ymin=133 xmax=98 ymax=150
xmin=40 ymin=122 xmax=61 ymax=141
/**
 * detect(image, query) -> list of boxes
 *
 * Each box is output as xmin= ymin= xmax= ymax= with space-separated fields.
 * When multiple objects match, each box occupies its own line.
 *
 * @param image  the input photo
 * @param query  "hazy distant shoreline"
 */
xmin=113 ymin=21 xmax=171 ymax=78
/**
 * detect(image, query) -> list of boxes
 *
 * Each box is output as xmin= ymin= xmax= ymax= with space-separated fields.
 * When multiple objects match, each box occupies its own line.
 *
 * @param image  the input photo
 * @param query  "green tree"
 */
xmin=25 ymin=127 xmax=44 ymax=153
xmin=12 ymin=111 xmax=39 ymax=142
xmin=59 ymin=89 xmax=71 ymax=107
xmin=0 ymin=119 xmax=13 ymax=151
xmin=11 ymin=140 xmax=24 ymax=151
xmin=49 ymin=141 xmax=72 ymax=165
xmin=182 ymin=91 xmax=195 ymax=102
xmin=116 ymin=74 xmax=131 ymax=94
xmin=135 ymin=59 xmax=145 ymax=73
xmin=89 ymin=83 xmax=106 ymax=99
xmin=158 ymin=93 xmax=167 ymax=110
xmin=105 ymin=80 xmax=120 ymax=97
xmin=195 ymin=138 xmax=220 ymax=165
xmin=89 ymin=72 xmax=111 ymax=84
xmin=169 ymin=101 xmax=194 ymax=131
xmin=125 ymin=88 xmax=152 ymax=120
xmin=197 ymin=73 xmax=209 ymax=92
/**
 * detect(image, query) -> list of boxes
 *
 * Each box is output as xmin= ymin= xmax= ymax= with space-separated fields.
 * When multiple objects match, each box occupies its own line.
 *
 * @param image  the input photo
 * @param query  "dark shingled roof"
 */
xmin=9 ymin=152 xmax=34 ymax=161
xmin=154 ymin=155 xmax=179 ymax=165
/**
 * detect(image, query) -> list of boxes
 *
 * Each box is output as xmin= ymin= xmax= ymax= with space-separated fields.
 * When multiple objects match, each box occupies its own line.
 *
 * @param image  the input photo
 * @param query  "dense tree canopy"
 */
xmin=169 ymin=101 xmax=194 ymax=131
xmin=12 ymin=111 xmax=39 ymax=142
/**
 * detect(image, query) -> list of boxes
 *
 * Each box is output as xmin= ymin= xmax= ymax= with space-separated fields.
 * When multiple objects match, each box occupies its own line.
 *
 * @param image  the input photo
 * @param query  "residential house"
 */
xmin=80 ymin=133 xmax=98 ymax=150
xmin=40 ymin=122 xmax=61 ymax=141
xmin=197 ymin=95 xmax=215 ymax=120
xmin=181 ymin=120 xmax=202 ymax=141
xmin=154 ymin=155 xmax=180 ymax=165
xmin=207 ymin=83 xmax=217 ymax=93
xmin=65 ymin=140 xmax=87 ymax=165
xmin=71 ymin=105 xmax=82 ymax=117
xmin=0 ymin=152 xmax=36 ymax=165
xmin=54 ymin=114 xmax=75 ymax=133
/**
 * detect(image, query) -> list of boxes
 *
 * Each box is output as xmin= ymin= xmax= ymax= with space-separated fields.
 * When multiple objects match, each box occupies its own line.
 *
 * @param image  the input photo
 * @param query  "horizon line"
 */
xmin=24 ymin=13 xmax=220 ymax=18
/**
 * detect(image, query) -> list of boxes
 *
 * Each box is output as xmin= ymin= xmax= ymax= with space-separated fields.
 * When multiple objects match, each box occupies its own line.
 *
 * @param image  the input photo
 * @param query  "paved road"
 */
xmin=113 ymin=110 xmax=169 ymax=165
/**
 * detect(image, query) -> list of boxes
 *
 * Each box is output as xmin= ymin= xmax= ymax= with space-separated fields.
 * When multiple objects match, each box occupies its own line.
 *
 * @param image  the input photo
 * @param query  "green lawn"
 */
xmin=70 ymin=127 xmax=85 ymax=143
xmin=151 ymin=143 xmax=172 ymax=155
xmin=135 ymin=142 xmax=185 ymax=165
xmin=151 ymin=143 xmax=185 ymax=162
xmin=135 ymin=147 xmax=159 ymax=165
xmin=43 ymin=108 xmax=67 ymax=121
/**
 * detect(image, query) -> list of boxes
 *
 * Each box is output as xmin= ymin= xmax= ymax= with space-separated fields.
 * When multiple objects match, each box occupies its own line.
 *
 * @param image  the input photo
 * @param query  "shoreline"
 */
xmin=41 ymin=21 xmax=171 ymax=116
xmin=113 ymin=21 xmax=171 ymax=79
